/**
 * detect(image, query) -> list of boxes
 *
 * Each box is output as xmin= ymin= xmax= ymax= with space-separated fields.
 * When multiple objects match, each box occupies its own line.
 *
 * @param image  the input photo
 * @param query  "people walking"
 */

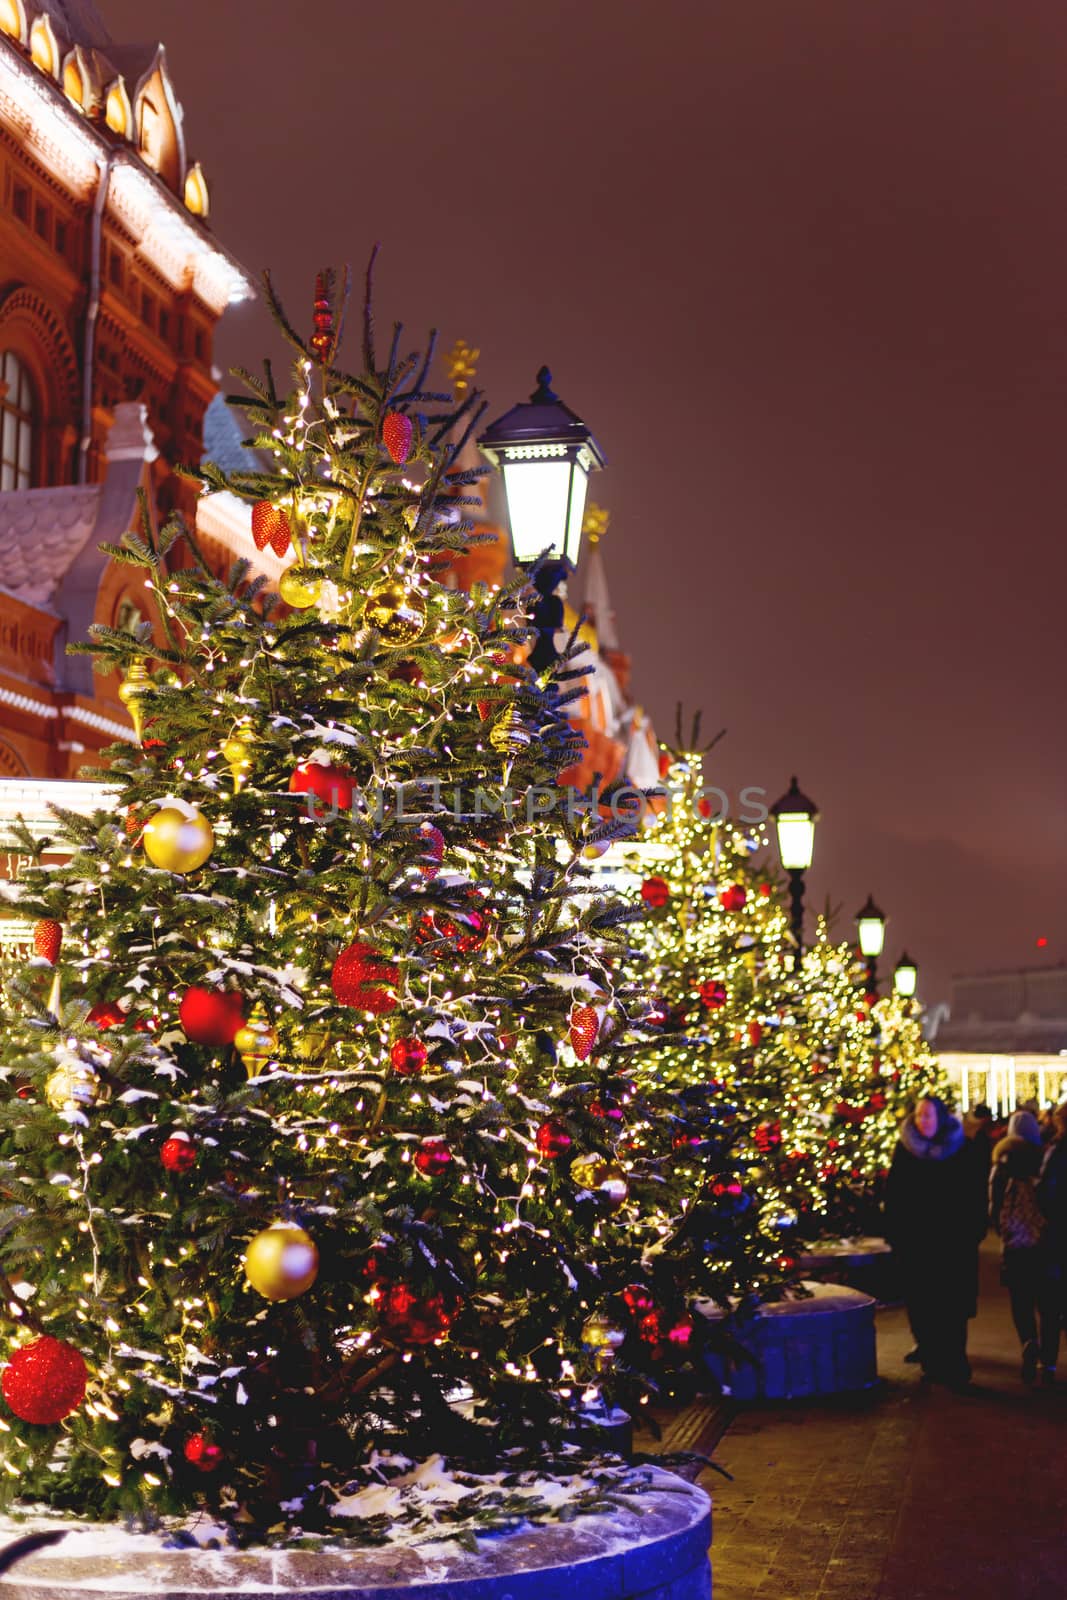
xmin=885 ymin=1095 xmax=987 ymax=1390
xmin=1036 ymin=1101 xmax=1067 ymax=1383
xmin=989 ymin=1110 xmax=1050 ymax=1384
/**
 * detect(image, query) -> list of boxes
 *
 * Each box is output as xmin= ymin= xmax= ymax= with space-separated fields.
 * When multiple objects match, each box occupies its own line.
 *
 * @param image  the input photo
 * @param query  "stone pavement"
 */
xmin=707 ymin=1241 xmax=1067 ymax=1599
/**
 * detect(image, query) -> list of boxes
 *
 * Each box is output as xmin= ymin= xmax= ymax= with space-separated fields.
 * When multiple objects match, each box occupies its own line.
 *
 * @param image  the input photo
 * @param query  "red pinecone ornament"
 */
xmin=2 ymin=1336 xmax=87 ymax=1424
xmin=310 ymin=272 xmax=334 ymax=362
xmin=382 ymin=410 xmax=413 ymax=465
xmin=390 ymin=1036 xmax=427 ymax=1076
xmin=747 ymin=1020 xmax=763 ymax=1047
xmin=719 ymin=884 xmax=747 ymax=912
xmin=33 ymin=920 xmax=61 ymax=965
xmin=753 ymin=1120 xmax=782 ymax=1154
xmin=414 ymin=1138 xmax=452 ymax=1177
xmin=698 ymin=980 xmax=727 ymax=1010
xmin=251 ymin=501 xmax=292 ymax=557
xmin=415 ymin=822 xmax=445 ymax=879
xmin=569 ymin=1005 xmax=599 ymax=1061
xmin=332 ymin=943 xmax=398 ymax=1013
xmin=160 ymin=1133 xmax=198 ymax=1174
xmin=535 ymin=1118 xmax=572 ymax=1159
xmin=640 ymin=876 xmax=670 ymax=909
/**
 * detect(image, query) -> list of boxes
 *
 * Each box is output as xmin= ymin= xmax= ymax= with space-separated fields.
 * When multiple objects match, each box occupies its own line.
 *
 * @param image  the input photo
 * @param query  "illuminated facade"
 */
xmin=0 ymin=0 xmax=256 ymax=779
xmin=935 ymin=966 xmax=1067 ymax=1113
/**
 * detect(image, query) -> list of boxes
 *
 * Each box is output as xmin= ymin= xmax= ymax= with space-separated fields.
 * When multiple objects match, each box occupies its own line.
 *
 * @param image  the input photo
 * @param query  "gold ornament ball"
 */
xmin=279 ymin=567 xmax=324 ymax=609
xmin=45 ymin=1063 xmax=109 ymax=1111
xmin=143 ymin=806 xmax=214 ymax=874
xmin=364 ymin=581 xmax=426 ymax=645
xmin=244 ymin=1223 xmax=319 ymax=1301
xmin=221 ymin=730 xmax=254 ymax=792
xmin=571 ymin=1156 xmax=629 ymax=1209
xmin=489 ymin=706 xmax=532 ymax=756
xmin=581 ymin=1312 xmax=626 ymax=1352
xmin=234 ymin=1004 xmax=278 ymax=1079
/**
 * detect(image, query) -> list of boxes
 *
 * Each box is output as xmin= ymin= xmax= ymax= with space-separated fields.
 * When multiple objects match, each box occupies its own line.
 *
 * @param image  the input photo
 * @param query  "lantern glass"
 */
xmin=479 ymin=370 xmax=604 ymax=569
xmin=894 ymin=958 xmax=918 ymax=997
xmin=775 ymin=812 xmax=816 ymax=871
xmin=857 ymin=915 xmax=886 ymax=958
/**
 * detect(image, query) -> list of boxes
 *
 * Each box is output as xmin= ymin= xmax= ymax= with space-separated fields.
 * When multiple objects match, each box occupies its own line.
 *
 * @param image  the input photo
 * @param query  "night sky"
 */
xmin=105 ymin=0 xmax=1067 ymax=1006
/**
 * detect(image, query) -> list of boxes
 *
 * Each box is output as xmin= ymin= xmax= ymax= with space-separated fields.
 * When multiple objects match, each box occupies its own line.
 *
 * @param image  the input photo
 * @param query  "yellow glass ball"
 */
xmin=244 ymin=1223 xmax=319 ymax=1301
xmin=364 ymin=581 xmax=425 ymax=645
xmin=570 ymin=1157 xmax=629 ymax=1208
xmin=221 ymin=733 xmax=252 ymax=767
xmin=45 ymin=1063 xmax=109 ymax=1111
xmin=581 ymin=1312 xmax=625 ymax=1351
xmin=279 ymin=567 xmax=324 ymax=609
xmin=143 ymin=807 xmax=214 ymax=874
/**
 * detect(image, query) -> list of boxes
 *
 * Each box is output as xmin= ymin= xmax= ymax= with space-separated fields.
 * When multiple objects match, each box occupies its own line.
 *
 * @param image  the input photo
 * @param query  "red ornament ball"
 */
xmin=535 ymin=1118 xmax=572 ymax=1159
xmin=640 ymin=876 xmax=670 ymax=909
xmin=697 ymin=796 xmax=713 ymax=819
xmin=33 ymin=920 xmax=62 ymax=965
xmin=382 ymin=410 xmax=414 ymax=465
xmin=332 ymin=943 xmax=398 ymax=1013
xmin=183 ymin=1433 xmax=223 ymax=1471
xmin=569 ymin=1005 xmax=599 ymax=1061
xmin=719 ymin=884 xmax=747 ymax=912
xmin=179 ymin=986 xmax=245 ymax=1047
xmin=622 ymin=1283 xmax=655 ymax=1316
xmin=390 ymin=1036 xmax=427 ymax=1076
xmin=589 ymin=1096 xmax=624 ymax=1124
xmin=289 ymin=758 xmax=356 ymax=814
xmin=251 ymin=501 xmax=292 ymax=557
xmin=377 ymin=1282 xmax=453 ymax=1344
xmin=2 ymin=1336 xmax=87 ymax=1425
xmin=160 ymin=1133 xmax=197 ymax=1174
xmin=87 ymin=1000 xmax=126 ymax=1030
xmin=413 ymin=1138 xmax=452 ymax=1177
xmin=415 ymin=822 xmax=445 ymax=879
xmin=747 ymin=1021 xmax=763 ymax=1047
xmin=698 ymin=980 xmax=727 ymax=1010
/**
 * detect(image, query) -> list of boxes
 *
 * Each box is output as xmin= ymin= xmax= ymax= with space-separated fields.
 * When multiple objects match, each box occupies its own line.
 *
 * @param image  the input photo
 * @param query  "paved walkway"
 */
xmin=708 ymin=1242 xmax=1067 ymax=1599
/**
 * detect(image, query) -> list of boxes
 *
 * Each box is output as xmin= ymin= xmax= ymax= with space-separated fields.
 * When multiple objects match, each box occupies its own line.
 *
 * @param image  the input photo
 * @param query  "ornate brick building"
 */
xmin=0 ymin=0 xmax=256 ymax=779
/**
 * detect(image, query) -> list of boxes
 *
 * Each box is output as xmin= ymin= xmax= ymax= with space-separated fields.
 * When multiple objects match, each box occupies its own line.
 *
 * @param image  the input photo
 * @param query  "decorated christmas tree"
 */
xmin=0 ymin=267 xmax=757 ymax=1538
xmin=620 ymin=735 xmax=830 ymax=1280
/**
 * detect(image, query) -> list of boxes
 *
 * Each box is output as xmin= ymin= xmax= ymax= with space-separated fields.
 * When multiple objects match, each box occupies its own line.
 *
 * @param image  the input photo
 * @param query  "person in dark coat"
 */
xmin=885 ymin=1095 xmax=987 ymax=1389
xmin=989 ymin=1110 xmax=1050 ymax=1383
xmin=1036 ymin=1101 xmax=1067 ymax=1384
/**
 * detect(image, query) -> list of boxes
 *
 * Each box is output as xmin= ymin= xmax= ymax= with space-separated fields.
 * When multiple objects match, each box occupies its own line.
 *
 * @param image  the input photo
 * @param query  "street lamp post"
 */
xmin=770 ymin=777 xmax=818 ymax=952
xmin=478 ymin=368 xmax=605 ymax=671
xmin=893 ymin=951 xmax=919 ymax=999
xmin=855 ymin=894 xmax=887 ymax=992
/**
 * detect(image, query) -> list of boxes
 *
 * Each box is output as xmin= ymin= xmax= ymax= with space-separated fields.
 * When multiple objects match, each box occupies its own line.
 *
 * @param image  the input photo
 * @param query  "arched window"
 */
xmin=105 ymin=79 xmax=131 ymax=137
xmin=183 ymin=162 xmax=209 ymax=219
xmin=0 ymin=0 xmax=23 ymax=42
xmin=139 ymin=96 xmax=161 ymax=169
xmin=29 ymin=14 xmax=56 ymax=76
xmin=63 ymin=55 xmax=85 ymax=109
xmin=0 ymin=351 xmax=36 ymax=491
